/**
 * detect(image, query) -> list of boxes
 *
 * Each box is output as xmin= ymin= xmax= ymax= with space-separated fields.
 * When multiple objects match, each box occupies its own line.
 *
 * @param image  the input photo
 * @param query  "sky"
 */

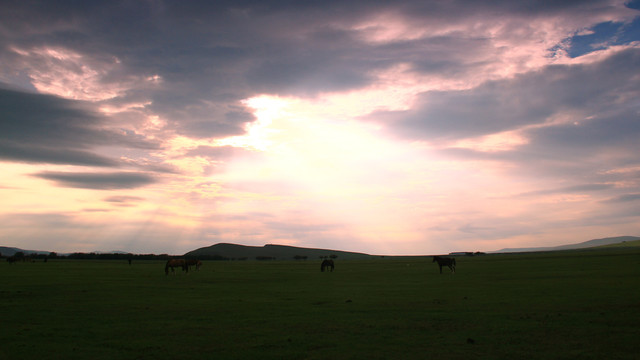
xmin=1 ymin=0 xmax=639 ymax=256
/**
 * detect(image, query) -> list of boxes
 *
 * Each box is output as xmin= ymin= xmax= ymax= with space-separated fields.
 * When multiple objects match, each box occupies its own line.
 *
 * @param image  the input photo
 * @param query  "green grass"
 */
xmin=2 ymin=249 xmax=640 ymax=359
xmin=594 ymin=239 xmax=640 ymax=248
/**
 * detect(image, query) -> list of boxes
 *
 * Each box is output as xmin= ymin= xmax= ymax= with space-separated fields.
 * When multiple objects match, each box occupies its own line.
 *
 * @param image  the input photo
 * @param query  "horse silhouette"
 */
xmin=165 ymin=259 xmax=188 ymax=275
xmin=185 ymin=259 xmax=202 ymax=271
xmin=320 ymin=259 xmax=334 ymax=272
xmin=432 ymin=256 xmax=456 ymax=274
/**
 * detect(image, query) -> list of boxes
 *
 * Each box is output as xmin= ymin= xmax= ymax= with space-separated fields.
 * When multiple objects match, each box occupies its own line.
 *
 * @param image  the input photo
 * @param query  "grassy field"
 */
xmin=595 ymin=239 xmax=640 ymax=248
xmin=2 ymin=249 xmax=640 ymax=359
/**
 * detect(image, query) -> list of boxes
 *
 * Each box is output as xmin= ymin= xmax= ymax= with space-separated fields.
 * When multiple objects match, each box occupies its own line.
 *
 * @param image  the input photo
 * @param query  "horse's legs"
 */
xmin=439 ymin=265 xmax=443 ymax=274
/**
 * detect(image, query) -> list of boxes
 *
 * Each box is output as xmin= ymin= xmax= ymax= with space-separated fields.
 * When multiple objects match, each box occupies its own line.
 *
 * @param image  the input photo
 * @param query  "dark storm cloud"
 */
xmin=32 ymin=171 xmax=157 ymax=190
xmin=0 ymin=86 xmax=160 ymax=166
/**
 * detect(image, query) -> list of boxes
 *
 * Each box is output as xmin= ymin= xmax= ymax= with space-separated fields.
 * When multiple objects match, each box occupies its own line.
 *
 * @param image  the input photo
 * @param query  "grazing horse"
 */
xmin=432 ymin=256 xmax=456 ymax=274
xmin=165 ymin=259 xmax=188 ymax=275
xmin=320 ymin=259 xmax=334 ymax=272
xmin=185 ymin=259 xmax=202 ymax=271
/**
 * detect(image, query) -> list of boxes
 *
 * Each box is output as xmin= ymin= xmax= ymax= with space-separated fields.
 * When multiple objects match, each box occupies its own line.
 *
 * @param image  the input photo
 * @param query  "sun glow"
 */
xmin=209 ymin=93 xmax=446 ymax=250
xmin=225 ymin=94 xmax=409 ymax=178
xmin=217 ymin=95 xmax=294 ymax=151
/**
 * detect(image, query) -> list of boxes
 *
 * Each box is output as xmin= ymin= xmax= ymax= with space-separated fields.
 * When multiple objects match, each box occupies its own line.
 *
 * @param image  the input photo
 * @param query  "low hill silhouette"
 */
xmin=184 ymin=243 xmax=374 ymax=260
xmin=0 ymin=246 xmax=51 ymax=257
xmin=492 ymin=236 xmax=640 ymax=253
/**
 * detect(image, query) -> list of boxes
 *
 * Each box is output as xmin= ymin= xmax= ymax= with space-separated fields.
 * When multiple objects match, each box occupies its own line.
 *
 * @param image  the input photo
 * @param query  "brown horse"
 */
xmin=320 ymin=259 xmax=334 ymax=272
xmin=185 ymin=259 xmax=202 ymax=271
xmin=432 ymin=256 xmax=456 ymax=274
xmin=165 ymin=259 xmax=188 ymax=275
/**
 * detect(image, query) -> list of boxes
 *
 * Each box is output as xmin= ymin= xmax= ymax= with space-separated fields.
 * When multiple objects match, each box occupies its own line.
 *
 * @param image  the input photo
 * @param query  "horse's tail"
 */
xmin=165 ymin=260 xmax=170 ymax=275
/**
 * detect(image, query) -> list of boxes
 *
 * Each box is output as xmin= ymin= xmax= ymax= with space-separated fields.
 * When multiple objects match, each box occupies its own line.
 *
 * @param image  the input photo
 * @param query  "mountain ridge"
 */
xmin=0 ymin=246 xmax=52 ymax=257
xmin=491 ymin=236 xmax=640 ymax=253
xmin=184 ymin=242 xmax=374 ymax=260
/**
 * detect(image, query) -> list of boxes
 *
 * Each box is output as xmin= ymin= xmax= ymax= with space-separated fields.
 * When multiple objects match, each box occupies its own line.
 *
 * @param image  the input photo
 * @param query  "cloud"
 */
xmin=183 ymin=145 xmax=250 ymax=159
xmin=602 ymin=193 xmax=640 ymax=203
xmin=0 ymin=142 xmax=119 ymax=167
xmin=103 ymin=195 xmax=145 ymax=204
xmin=371 ymin=47 xmax=640 ymax=142
xmin=101 ymin=196 xmax=144 ymax=207
xmin=0 ymin=86 xmax=160 ymax=166
xmin=519 ymin=183 xmax=614 ymax=197
xmin=32 ymin=171 xmax=157 ymax=190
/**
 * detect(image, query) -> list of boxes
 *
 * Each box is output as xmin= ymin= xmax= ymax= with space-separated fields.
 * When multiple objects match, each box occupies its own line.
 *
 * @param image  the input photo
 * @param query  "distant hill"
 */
xmin=0 ymin=246 xmax=129 ymax=257
xmin=184 ymin=243 xmax=374 ymax=260
xmin=492 ymin=236 xmax=640 ymax=253
xmin=0 ymin=246 xmax=52 ymax=257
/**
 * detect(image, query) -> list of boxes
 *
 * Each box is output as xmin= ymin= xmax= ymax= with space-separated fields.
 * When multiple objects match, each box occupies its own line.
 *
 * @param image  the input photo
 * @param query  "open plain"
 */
xmin=2 ymin=248 xmax=640 ymax=359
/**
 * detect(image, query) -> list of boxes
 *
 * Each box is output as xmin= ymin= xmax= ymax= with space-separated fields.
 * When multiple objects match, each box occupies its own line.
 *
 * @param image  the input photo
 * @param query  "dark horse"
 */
xmin=185 ymin=259 xmax=202 ymax=271
xmin=432 ymin=256 xmax=456 ymax=274
xmin=165 ymin=259 xmax=188 ymax=275
xmin=320 ymin=259 xmax=334 ymax=272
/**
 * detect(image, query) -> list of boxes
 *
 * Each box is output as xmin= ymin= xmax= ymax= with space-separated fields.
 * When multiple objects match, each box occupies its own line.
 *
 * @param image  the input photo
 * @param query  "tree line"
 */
xmin=3 ymin=251 xmax=339 ymax=261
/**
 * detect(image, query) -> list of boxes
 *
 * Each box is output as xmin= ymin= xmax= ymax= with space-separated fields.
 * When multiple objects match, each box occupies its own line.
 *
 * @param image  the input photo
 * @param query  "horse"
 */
xmin=432 ymin=256 xmax=456 ymax=274
xmin=165 ymin=259 xmax=188 ymax=275
xmin=320 ymin=259 xmax=334 ymax=272
xmin=185 ymin=259 xmax=202 ymax=271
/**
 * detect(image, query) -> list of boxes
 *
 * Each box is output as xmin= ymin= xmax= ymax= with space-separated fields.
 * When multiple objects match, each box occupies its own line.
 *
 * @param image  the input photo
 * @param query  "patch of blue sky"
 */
xmin=550 ymin=2 xmax=640 ymax=58
xmin=568 ymin=18 xmax=640 ymax=57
